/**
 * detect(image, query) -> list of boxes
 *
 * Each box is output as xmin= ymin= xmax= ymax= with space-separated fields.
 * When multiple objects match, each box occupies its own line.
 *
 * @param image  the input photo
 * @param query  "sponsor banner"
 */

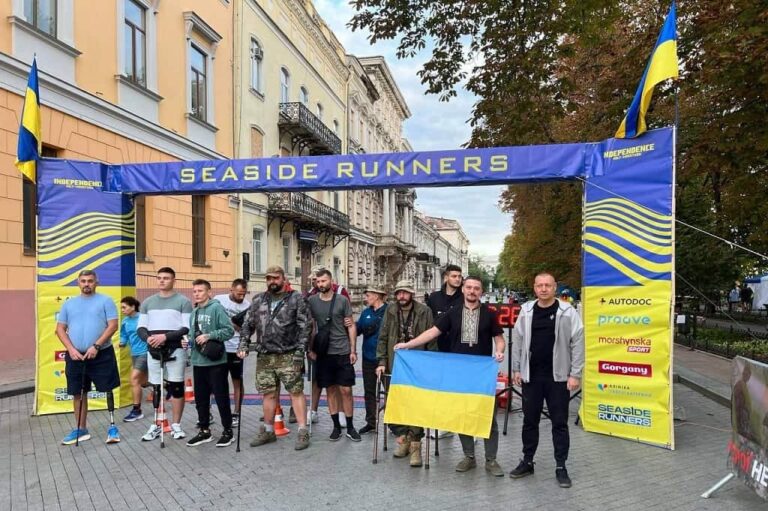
xmin=35 ymin=160 xmax=135 ymax=415
xmin=581 ymin=127 xmax=674 ymax=449
xmin=728 ymin=357 xmax=768 ymax=500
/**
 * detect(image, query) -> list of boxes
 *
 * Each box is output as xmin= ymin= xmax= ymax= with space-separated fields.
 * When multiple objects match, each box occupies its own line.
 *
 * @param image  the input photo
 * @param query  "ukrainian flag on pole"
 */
xmin=384 ymin=350 xmax=497 ymax=438
xmin=615 ymin=2 xmax=679 ymax=139
xmin=15 ymin=57 xmax=42 ymax=182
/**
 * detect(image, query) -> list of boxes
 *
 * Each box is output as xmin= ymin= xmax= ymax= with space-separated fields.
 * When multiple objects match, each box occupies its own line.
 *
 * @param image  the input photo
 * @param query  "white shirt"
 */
xmin=214 ymin=294 xmax=251 ymax=353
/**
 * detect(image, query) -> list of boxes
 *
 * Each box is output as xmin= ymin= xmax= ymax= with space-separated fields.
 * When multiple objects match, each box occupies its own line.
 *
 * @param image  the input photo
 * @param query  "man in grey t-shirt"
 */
xmin=307 ymin=269 xmax=360 ymax=442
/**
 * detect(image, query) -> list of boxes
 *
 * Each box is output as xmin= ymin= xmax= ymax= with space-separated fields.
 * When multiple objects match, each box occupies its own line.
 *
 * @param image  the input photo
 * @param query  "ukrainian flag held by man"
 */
xmin=384 ymin=350 xmax=497 ymax=438
xmin=615 ymin=2 xmax=679 ymax=139
xmin=15 ymin=57 xmax=42 ymax=183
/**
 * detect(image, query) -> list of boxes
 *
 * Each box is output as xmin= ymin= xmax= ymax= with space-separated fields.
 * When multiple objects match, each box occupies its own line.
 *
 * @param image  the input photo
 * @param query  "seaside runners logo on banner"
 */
xmin=599 ymin=361 xmax=652 ymax=378
xmin=598 ymin=335 xmax=652 ymax=353
xmin=597 ymin=404 xmax=652 ymax=427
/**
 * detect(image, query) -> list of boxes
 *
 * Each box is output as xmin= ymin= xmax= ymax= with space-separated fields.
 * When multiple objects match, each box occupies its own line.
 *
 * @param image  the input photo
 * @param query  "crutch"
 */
xmin=307 ymin=356 xmax=313 ymax=435
xmin=425 ymin=428 xmax=430 ymax=469
xmin=75 ymin=359 xmax=87 ymax=447
xmin=382 ymin=374 xmax=389 ymax=452
xmin=159 ymin=353 xmax=165 ymax=449
xmin=372 ymin=373 xmax=381 ymax=464
xmin=236 ymin=376 xmax=244 ymax=452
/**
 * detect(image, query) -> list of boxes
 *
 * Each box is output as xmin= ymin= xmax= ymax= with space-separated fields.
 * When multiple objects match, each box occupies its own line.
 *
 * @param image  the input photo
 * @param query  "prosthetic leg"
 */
xmin=105 ymin=391 xmax=120 ymax=444
xmin=75 ymin=362 xmax=87 ymax=447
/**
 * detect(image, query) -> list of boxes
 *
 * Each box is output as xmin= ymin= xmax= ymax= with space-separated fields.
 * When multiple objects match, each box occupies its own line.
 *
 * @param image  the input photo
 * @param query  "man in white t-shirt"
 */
xmin=214 ymin=279 xmax=251 ymax=426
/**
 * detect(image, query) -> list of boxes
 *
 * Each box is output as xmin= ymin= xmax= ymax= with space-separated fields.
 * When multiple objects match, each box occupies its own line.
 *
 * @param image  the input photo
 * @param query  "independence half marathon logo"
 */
xmin=597 ymin=404 xmax=652 ymax=427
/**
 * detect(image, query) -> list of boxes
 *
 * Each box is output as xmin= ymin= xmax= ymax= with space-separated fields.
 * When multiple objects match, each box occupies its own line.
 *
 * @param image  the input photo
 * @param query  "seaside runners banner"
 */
xmin=34 ymin=159 xmax=135 ymax=415
xmin=580 ymin=128 xmax=675 ymax=448
xmin=728 ymin=356 xmax=768 ymax=500
xmin=33 ymin=128 xmax=675 ymax=450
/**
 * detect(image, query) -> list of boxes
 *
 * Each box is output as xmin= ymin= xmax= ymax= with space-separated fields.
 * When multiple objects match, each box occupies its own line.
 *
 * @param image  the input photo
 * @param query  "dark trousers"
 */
xmin=193 ymin=364 xmax=232 ymax=430
xmin=362 ymin=359 xmax=377 ymax=427
xmin=521 ymin=378 xmax=570 ymax=464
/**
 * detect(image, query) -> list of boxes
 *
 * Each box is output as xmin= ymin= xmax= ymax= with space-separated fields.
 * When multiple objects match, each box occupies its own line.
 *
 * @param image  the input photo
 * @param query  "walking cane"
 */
xmin=159 ymin=354 xmax=165 ymax=449
xmin=382 ymin=374 xmax=388 ymax=452
xmin=425 ymin=429 xmax=430 ymax=470
xmin=75 ymin=358 xmax=87 ymax=447
xmin=372 ymin=373 xmax=381 ymax=464
xmin=434 ymin=429 xmax=440 ymax=457
xmin=307 ymin=355 xmax=313 ymax=436
xmin=236 ymin=376 xmax=244 ymax=452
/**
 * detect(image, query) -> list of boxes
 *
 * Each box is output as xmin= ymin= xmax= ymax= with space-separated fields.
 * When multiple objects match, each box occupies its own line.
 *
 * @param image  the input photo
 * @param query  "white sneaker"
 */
xmin=141 ymin=424 xmax=161 ymax=441
xmin=171 ymin=423 xmax=186 ymax=440
xmin=310 ymin=411 xmax=318 ymax=424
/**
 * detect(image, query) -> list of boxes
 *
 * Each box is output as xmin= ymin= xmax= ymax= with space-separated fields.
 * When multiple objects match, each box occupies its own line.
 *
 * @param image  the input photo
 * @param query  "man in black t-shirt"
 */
xmin=396 ymin=276 xmax=506 ymax=477
xmin=427 ymin=264 xmax=464 ymax=351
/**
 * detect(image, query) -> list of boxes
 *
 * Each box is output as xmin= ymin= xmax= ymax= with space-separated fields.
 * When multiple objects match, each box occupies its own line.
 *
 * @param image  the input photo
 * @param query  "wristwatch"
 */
xmin=92 ymin=343 xmax=103 ymax=351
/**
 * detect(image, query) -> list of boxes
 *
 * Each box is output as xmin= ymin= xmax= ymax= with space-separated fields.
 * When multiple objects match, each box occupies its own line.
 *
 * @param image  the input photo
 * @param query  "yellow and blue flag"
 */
xmin=15 ymin=58 xmax=42 ymax=183
xmin=615 ymin=3 xmax=678 ymax=139
xmin=384 ymin=350 xmax=497 ymax=438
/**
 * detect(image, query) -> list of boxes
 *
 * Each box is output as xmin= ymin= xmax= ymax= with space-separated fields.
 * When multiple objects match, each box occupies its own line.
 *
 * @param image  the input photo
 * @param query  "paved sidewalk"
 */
xmin=674 ymin=344 xmax=732 ymax=407
xmin=0 ymin=353 xmax=765 ymax=511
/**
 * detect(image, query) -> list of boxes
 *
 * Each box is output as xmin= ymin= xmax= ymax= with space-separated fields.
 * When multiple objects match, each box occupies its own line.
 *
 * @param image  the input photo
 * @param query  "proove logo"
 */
xmin=598 ymin=360 xmax=652 ymax=378
xmin=597 ymin=314 xmax=651 ymax=326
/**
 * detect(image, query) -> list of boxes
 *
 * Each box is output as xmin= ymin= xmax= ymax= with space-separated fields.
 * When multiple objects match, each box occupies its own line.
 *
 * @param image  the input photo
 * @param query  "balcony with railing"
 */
xmin=278 ymin=102 xmax=342 ymax=155
xmin=268 ymin=192 xmax=350 ymax=235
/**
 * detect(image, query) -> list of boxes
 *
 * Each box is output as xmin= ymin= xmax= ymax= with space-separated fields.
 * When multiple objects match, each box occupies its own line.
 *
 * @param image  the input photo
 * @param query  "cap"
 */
xmin=364 ymin=286 xmax=387 ymax=296
xmin=393 ymin=280 xmax=416 ymax=295
xmin=265 ymin=265 xmax=285 ymax=277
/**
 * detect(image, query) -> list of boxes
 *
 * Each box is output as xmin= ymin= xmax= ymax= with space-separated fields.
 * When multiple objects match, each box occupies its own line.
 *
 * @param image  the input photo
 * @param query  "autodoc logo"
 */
xmin=54 ymin=351 xmax=66 ymax=363
xmin=599 ymin=360 xmax=652 ymax=377
xmin=597 ymin=383 xmax=653 ymax=399
xmin=599 ymin=297 xmax=653 ymax=306
xmin=597 ymin=403 xmax=652 ymax=427
xmin=597 ymin=314 xmax=651 ymax=326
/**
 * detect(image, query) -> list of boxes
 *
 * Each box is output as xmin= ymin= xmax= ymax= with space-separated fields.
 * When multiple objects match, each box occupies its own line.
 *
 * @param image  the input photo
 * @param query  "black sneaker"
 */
xmin=329 ymin=427 xmax=342 ymax=441
xmin=346 ymin=427 xmax=362 ymax=442
xmin=509 ymin=460 xmax=535 ymax=479
xmin=216 ymin=429 xmax=234 ymax=447
xmin=555 ymin=467 xmax=572 ymax=488
xmin=186 ymin=429 xmax=213 ymax=447
xmin=358 ymin=424 xmax=375 ymax=435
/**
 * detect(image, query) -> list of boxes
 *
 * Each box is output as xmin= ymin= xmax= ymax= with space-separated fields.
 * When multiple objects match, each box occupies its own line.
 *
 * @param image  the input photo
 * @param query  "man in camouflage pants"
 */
xmin=237 ymin=266 xmax=311 ymax=450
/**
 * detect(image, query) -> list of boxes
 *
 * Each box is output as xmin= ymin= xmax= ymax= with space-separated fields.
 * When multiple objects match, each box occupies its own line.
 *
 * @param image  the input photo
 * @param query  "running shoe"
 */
xmin=231 ymin=413 xmax=240 ymax=427
xmin=186 ymin=429 xmax=212 ymax=447
xmin=216 ymin=429 xmax=234 ymax=447
xmin=123 ymin=408 xmax=144 ymax=422
xmin=62 ymin=428 xmax=90 ymax=445
xmin=141 ymin=423 xmax=161 ymax=441
xmin=105 ymin=425 xmax=121 ymax=444
xmin=346 ymin=427 xmax=362 ymax=442
xmin=171 ymin=423 xmax=186 ymax=440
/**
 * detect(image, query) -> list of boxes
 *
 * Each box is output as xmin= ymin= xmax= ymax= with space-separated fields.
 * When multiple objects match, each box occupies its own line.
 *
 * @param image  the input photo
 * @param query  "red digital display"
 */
xmin=488 ymin=304 xmax=521 ymax=328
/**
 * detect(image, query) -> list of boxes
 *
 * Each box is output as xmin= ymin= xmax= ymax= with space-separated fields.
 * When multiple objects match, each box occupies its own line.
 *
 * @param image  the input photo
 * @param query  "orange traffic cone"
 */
xmin=274 ymin=403 xmax=291 ymax=437
xmin=184 ymin=378 xmax=195 ymax=403
xmin=157 ymin=411 xmax=172 ymax=433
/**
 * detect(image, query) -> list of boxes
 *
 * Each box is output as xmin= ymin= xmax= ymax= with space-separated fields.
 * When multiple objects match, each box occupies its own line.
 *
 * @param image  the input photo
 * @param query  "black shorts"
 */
xmin=65 ymin=345 xmax=120 ymax=395
xmin=316 ymin=354 xmax=355 ymax=389
xmin=227 ymin=352 xmax=244 ymax=380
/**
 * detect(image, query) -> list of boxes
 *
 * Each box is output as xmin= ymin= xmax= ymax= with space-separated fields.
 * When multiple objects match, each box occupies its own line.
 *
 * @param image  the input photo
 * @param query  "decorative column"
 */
xmin=390 ymin=190 xmax=396 ymax=237
xmin=382 ymin=189 xmax=390 ymax=234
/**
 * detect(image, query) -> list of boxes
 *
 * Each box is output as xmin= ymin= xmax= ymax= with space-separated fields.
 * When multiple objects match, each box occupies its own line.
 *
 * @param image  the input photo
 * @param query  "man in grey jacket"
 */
xmin=510 ymin=272 xmax=584 ymax=488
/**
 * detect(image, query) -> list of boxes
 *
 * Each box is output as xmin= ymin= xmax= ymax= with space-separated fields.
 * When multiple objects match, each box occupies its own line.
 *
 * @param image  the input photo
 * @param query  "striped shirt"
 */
xmin=138 ymin=293 xmax=193 ymax=349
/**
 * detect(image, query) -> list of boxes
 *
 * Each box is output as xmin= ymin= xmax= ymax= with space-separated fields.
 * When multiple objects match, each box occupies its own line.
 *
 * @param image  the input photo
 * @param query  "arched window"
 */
xmin=333 ymin=119 xmax=339 ymax=134
xmin=250 ymin=39 xmax=263 ymax=92
xmin=280 ymin=67 xmax=290 ymax=103
xmin=299 ymin=86 xmax=309 ymax=105
xmin=316 ymin=102 xmax=323 ymax=120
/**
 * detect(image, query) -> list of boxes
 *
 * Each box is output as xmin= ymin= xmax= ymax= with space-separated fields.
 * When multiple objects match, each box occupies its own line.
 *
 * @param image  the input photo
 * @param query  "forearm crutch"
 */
xmin=372 ymin=373 xmax=381 ymax=464
xmin=382 ymin=374 xmax=389 ymax=452
xmin=236 ymin=376 xmax=244 ymax=453
xmin=159 ymin=354 xmax=165 ymax=449
xmin=425 ymin=429 xmax=430 ymax=469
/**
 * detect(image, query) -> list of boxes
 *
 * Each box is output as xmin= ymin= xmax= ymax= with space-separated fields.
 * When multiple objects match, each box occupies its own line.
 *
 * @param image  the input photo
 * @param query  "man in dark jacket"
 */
xmin=238 ymin=266 xmax=311 ymax=451
xmin=376 ymin=279 xmax=434 ymax=467
xmin=428 ymin=264 xmax=464 ymax=352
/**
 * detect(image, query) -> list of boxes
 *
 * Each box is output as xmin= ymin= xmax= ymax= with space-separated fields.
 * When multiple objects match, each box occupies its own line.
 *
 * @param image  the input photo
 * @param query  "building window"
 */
xmin=333 ymin=192 xmax=340 ymax=210
xmin=250 ymin=38 xmax=262 ymax=92
xmin=191 ymin=195 xmax=206 ymax=265
xmin=24 ymin=0 xmax=56 ymax=37
xmin=316 ymin=103 xmax=323 ymax=120
xmin=190 ymin=44 xmax=207 ymax=122
xmin=252 ymin=227 xmax=265 ymax=273
xmin=280 ymin=68 xmax=290 ymax=103
xmin=333 ymin=119 xmax=339 ymax=134
xmin=282 ymin=235 xmax=291 ymax=270
xmin=250 ymin=127 xmax=263 ymax=157
xmin=135 ymin=195 xmax=147 ymax=261
xmin=299 ymin=86 xmax=309 ymax=105
xmin=124 ymin=0 xmax=146 ymax=86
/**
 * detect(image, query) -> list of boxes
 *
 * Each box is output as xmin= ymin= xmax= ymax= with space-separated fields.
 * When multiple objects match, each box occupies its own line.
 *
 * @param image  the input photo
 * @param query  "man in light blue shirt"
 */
xmin=56 ymin=270 xmax=119 ymax=445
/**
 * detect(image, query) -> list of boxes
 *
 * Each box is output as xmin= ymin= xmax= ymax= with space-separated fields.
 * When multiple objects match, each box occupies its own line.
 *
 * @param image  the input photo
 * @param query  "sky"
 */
xmin=314 ymin=0 xmax=512 ymax=266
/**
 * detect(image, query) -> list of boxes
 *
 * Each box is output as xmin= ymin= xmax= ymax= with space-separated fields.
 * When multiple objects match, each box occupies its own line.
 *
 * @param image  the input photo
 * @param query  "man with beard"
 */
xmin=427 ymin=265 xmax=464 ymax=348
xmin=376 ymin=280 xmax=434 ymax=467
xmin=57 ymin=270 xmax=120 ymax=444
xmin=214 ymin=279 xmax=251 ymax=426
xmin=395 ymin=276 xmax=506 ymax=476
xmin=237 ymin=266 xmax=311 ymax=450
xmin=308 ymin=269 xmax=360 ymax=441
xmin=356 ymin=286 xmax=388 ymax=434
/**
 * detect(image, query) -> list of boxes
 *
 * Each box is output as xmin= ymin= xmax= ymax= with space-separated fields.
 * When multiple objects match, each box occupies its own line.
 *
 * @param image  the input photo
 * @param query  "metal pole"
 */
xmin=701 ymin=473 xmax=735 ymax=499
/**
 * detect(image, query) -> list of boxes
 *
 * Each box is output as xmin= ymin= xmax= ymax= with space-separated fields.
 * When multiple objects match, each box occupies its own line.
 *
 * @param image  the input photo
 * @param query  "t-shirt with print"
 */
xmin=213 ymin=294 xmax=251 ymax=353
xmin=308 ymin=294 xmax=353 ymax=356
xmin=434 ymin=303 xmax=502 ymax=357
xmin=57 ymin=293 xmax=118 ymax=352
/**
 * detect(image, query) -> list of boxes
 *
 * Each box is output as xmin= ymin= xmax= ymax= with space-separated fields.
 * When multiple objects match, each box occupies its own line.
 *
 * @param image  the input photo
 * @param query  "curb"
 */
xmin=673 ymin=369 xmax=730 ymax=408
xmin=0 ymin=380 xmax=34 ymax=399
